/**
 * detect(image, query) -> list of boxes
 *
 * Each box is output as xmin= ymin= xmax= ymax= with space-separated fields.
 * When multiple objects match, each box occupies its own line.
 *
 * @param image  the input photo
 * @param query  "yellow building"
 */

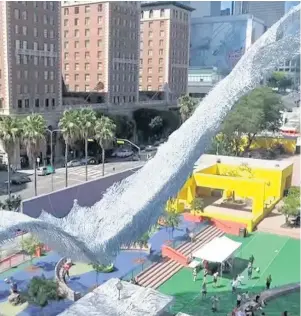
xmin=169 ymin=155 xmax=293 ymax=233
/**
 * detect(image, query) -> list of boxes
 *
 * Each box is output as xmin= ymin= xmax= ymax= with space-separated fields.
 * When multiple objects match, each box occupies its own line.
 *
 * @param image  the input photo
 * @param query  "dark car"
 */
xmin=5 ymin=176 xmax=31 ymax=185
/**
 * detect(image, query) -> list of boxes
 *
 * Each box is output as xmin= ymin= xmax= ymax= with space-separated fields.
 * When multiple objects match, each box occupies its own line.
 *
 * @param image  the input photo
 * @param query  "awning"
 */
xmin=192 ymin=236 xmax=242 ymax=263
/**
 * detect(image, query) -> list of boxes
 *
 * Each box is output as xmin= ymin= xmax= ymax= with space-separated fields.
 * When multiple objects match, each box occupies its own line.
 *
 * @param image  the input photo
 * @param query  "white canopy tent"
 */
xmin=192 ymin=236 xmax=242 ymax=276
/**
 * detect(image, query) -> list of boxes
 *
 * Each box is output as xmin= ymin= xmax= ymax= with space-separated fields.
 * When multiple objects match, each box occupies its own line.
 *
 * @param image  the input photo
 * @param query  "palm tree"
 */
xmin=58 ymin=110 xmax=80 ymax=187
xmin=94 ymin=116 xmax=116 ymax=176
xmin=22 ymin=114 xmax=46 ymax=196
xmin=164 ymin=210 xmax=180 ymax=238
xmin=0 ymin=117 xmax=21 ymax=199
xmin=77 ymin=108 xmax=97 ymax=181
xmin=178 ymin=95 xmax=198 ymax=123
xmin=191 ymin=197 xmax=205 ymax=214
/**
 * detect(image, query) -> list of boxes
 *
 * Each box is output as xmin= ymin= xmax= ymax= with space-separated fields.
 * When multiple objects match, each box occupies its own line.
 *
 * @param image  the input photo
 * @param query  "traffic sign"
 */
xmin=116 ymin=140 xmax=124 ymax=145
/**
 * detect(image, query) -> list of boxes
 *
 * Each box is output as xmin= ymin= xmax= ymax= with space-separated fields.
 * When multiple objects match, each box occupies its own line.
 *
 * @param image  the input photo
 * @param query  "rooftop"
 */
xmin=191 ymin=13 xmax=264 ymax=25
xmin=141 ymin=1 xmax=195 ymax=12
xmin=58 ymin=278 xmax=173 ymax=316
xmin=194 ymin=154 xmax=293 ymax=172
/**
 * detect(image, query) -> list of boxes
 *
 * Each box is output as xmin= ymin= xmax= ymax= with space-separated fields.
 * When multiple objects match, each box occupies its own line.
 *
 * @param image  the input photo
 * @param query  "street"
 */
xmin=0 ymin=160 xmax=145 ymax=201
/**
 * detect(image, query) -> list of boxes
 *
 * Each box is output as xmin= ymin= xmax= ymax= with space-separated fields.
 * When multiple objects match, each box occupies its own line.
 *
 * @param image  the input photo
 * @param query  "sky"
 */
xmin=220 ymin=1 xmax=299 ymax=12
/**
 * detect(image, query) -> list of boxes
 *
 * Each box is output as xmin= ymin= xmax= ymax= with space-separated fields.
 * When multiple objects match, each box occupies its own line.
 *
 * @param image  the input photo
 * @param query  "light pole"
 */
xmin=46 ymin=128 xmax=62 ymax=191
xmin=116 ymin=279 xmax=123 ymax=300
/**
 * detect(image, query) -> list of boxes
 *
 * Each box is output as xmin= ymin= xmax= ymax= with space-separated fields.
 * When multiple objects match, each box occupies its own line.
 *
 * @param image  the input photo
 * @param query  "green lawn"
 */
xmin=159 ymin=232 xmax=300 ymax=316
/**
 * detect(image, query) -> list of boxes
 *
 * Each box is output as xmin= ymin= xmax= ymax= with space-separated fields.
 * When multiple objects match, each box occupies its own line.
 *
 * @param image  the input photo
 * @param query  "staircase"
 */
xmin=136 ymin=225 xmax=224 ymax=289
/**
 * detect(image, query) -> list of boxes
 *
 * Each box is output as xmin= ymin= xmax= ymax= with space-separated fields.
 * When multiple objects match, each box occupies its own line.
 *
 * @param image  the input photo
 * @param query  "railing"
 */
xmin=121 ymin=221 xmax=207 ymax=281
xmin=0 ymin=252 xmax=31 ymax=274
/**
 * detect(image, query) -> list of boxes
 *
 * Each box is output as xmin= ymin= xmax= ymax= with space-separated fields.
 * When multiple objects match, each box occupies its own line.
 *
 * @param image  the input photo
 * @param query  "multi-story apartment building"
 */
xmin=139 ymin=1 xmax=193 ymax=99
xmin=61 ymin=1 xmax=140 ymax=105
xmin=0 ymin=1 xmax=61 ymax=117
xmin=233 ymin=1 xmax=285 ymax=28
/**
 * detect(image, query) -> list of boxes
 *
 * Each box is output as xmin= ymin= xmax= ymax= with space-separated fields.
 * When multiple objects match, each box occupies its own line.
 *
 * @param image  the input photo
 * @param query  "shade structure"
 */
xmin=58 ymin=278 xmax=174 ymax=316
xmin=192 ymin=236 xmax=242 ymax=263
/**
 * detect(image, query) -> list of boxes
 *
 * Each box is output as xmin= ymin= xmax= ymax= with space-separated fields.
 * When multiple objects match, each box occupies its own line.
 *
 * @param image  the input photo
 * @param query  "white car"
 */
xmin=116 ymin=149 xmax=133 ymax=158
xmin=67 ymin=160 xmax=81 ymax=167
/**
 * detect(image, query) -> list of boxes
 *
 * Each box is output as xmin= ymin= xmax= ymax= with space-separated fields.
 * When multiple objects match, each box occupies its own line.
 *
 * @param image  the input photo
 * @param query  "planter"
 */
xmin=35 ymin=246 xmax=42 ymax=257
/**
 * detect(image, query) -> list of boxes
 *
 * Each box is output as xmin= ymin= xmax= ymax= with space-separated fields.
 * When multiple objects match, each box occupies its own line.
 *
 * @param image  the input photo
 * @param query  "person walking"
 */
xmin=266 ymin=274 xmax=272 ymax=289
xmin=249 ymin=255 xmax=255 ymax=266
xmin=201 ymin=281 xmax=207 ymax=299
xmin=247 ymin=262 xmax=253 ymax=280
xmin=211 ymin=295 xmax=219 ymax=312
xmin=237 ymin=293 xmax=242 ymax=308
xmin=213 ymin=271 xmax=219 ymax=287
xmin=193 ymin=268 xmax=197 ymax=282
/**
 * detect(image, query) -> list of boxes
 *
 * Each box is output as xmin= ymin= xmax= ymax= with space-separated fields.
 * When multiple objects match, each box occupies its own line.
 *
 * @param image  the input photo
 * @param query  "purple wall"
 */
xmin=21 ymin=167 xmax=141 ymax=218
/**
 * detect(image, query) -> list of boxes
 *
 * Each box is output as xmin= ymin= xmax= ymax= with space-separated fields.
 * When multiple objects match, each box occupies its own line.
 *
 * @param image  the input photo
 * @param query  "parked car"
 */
xmin=5 ymin=176 xmax=31 ymax=185
xmin=37 ymin=166 xmax=55 ymax=176
xmin=145 ymin=145 xmax=155 ymax=152
xmin=81 ymin=157 xmax=99 ymax=165
xmin=66 ymin=159 xmax=81 ymax=167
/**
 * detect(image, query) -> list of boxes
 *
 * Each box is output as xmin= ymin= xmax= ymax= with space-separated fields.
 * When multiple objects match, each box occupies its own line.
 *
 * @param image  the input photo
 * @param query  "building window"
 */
xmin=85 ymin=6 xmax=90 ymax=13
xmin=147 ymin=58 xmax=152 ymax=64
xmin=74 ymin=29 xmax=79 ymax=37
xmin=149 ymin=10 xmax=153 ymax=18
xmin=64 ymin=30 xmax=68 ymax=38
xmin=97 ymin=62 xmax=102 ymax=70
xmin=75 ymin=85 xmax=79 ymax=92
xmin=85 ymin=85 xmax=90 ymax=92
xmin=74 ymin=74 xmax=79 ymax=81
xmin=17 ymin=100 xmax=22 ymax=108
xmin=74 ymin=18 xmax=79 ymax=26
xmin=64 ymin=52 xmax=69 ymax=59
xmin=147 ymin=76 xmax=152 ymax=83
xmin=85 ymin=29 xmax=90 ymax=36
xmin=97 ymin=28 xmax=102 ymax=35
xmin=85 ymin=40 xmax=90 ymax=48
xmin=148 ymin=50 xmax=153 ymax=56
xmin=159 ymin=58 xmax=163 ymax=64
xmin=52 ymin=99 xmax=55 ymax=107
xmin=85 ymin=51 xmax=90 ymax=59
xmin=159 ymin=49 xmax=163 ymax=55
xmin=74 ymin=52 xmax=79 ymax=60
xmin=97 ymin=74 xmax=102 ymax=81
xmin=160 ymin=9 xmax=165 ymax=17
xmin=98 ymin=4 xmax=102 ymax=12
xmin=33 ymin=56 xmax=38 ymax=65
xmin=141 ymin=11 xmax=144 ymax=19
xmin=35 ymin=99 xmax=40 ymax=107
xmin=43 ymin=14 xmax=47 ymax=24
xmin=14 ymin=9 xmax=20 ymax=19
xmin=22 ymin=26 xmax=27 ymax=35
xmin=75 ymin=63 xmax=79 ymax=70
xmin=44 ymin=29 xmax=48 ymax=38
xmin=74 ymin=6 xmax=79 ymax=14
xmin=148 ymin=31 xmax=153 ymax=38
xmin=97 ymin=51 xmax=102 ymax=58
xmin=149 ymin=21 xmax=153 ymax=28
xmin=98 ymin=16 xmax=102 ymax=24
xmin=160 ymin=30 xmax=164 ymax=37
xmin=147 ymin=68 xmax=152 ymax=74
xmin=147 ymin=85 xmax=152 ymax=91
xmin=160 ymin=21 xmax=164 ymax=28
xmin=64 ymin=63 xmax=69 ymax=71
xmin=148 ymin=40 xmax=153 ymax=46
xmin=85 ymin=17 xmax=90 ymax=25
xmin=64 ymin=19 xmax=68 ymax=26
xmin=44 ymin=84 xmax=49 ymax=93
xmin=45 ymin=99 xmax=49 ymax=107
xmin=74 ymin=41 xmax=79 ymax=48
xmin=159 ymin=39 xmax=164 ymax=46
xmin=85 ymin=63 xmax=90 ymax=70
xmin=24 ymin=70 xmax=28 ymax=80
xmin=25 ymin=99 xmax=29 ymax=108
xmin=23 ymin=55 xmax=28 ymax=64
xmin=159 ymin=76 xmax=163 ymax=83
xmin=97 ymin=39 xmax=102 ymax=47
xmin=85 ymin=74 xmax=90 ymax=81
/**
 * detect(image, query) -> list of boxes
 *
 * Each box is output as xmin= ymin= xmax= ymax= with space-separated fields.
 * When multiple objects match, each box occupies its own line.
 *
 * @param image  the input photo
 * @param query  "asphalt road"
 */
xmin=0 ymin=160 xmax=145 ymax=201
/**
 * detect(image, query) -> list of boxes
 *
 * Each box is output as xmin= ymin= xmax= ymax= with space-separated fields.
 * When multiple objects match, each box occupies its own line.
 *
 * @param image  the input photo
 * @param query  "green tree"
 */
xmin=0 ymin=117 xmax=21 ymax=199
xmin=178 ymin=95 xmax=198 ymax=123
xmin=191 ymin=197 xmax=205 ymax=213
xmin=94 ymin=116 xmax=116 ymax=176
xmin=22 ymin=114 xmax=46 ymax=196
xmin=21 ymin=235 xmax=41 ymax=264
xmin=221 ymin=87 xmax=284 ymax=156
xmin=164 ymin=210 xmax=180 ymax=237
xmin=279 ymin=187 xmax=300 ymax=224
xmin=268 ymin=71 xmax=292 ymax=92
xmin=77 ymin=108 xmax=97 ymax=181
xmin=59 ymin=110 xmax=80 ymax=187
xmin=0 ymin=195 xmax=21 ymax=211
xmin=23 ymin=276 xmax=62 ymax=307
xmin=149 ymin=116 xmax=164 ymax=139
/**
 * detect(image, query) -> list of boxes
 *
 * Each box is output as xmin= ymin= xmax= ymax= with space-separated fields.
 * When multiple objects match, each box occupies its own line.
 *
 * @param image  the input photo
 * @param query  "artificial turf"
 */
xmin=159 ymin=232 xmax=300 ymax=316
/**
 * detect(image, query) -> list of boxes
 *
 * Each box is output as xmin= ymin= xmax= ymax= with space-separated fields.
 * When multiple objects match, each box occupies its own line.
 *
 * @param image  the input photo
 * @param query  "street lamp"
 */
xmin=46 ymin=128 xmax=62 ymax=191
xmin=116 ymin=279 xmax=123 ymax=300
xmin=189 ymin=232 xmax=195 ymax=258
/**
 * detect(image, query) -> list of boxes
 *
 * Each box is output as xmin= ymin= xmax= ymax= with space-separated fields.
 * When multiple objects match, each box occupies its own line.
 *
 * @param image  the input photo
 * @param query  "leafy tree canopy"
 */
xmin=279 ymin=186 xmax=300 ymax=222
xmin=191 ymin=197 xmax=205 ymax=212
xmin=178 ymin=95 xmax=198 ymax=122
xmin=217 ymin=87 xmax=284 ymax=156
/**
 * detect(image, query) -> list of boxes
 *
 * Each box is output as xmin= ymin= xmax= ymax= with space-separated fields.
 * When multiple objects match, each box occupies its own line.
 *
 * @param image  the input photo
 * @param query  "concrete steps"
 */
xmin=136 ymin=225 xmax=224 ymax=289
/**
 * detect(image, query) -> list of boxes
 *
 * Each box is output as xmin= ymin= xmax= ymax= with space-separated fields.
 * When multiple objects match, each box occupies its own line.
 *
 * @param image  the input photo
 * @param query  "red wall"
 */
xmin=183 ymin=213 xmax=204 ymax=223
xmin=162 ymin=245 xmax=189 ymax=266
xmin=210 ymin=219 xmax=246 ymax=236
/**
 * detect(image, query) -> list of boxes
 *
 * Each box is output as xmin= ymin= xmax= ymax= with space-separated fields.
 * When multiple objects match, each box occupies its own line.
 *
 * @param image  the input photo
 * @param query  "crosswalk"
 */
xmin=54 ymin=162 xmax=144 ymax=181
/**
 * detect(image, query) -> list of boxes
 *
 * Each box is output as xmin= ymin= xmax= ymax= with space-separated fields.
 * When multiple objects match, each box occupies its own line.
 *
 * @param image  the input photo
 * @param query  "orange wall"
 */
xmin=210 ymin=218 xmax=247 ymax=236
xmin=161 ymin=245 xmax=189 ymax=266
